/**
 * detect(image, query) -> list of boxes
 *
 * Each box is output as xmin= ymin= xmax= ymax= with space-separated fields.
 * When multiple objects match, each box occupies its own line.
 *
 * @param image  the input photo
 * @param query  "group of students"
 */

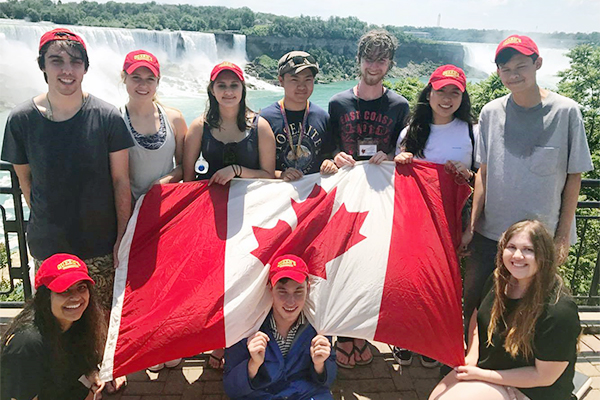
xmin=0 ymin=26 xmax=594 ymax=400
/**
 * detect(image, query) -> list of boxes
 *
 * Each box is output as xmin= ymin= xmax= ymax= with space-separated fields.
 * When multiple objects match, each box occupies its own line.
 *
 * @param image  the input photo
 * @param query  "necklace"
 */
xmin=46 ymin=93 xmax=86 ymax=121
xmin=278 ymin=99 xmax=310 ymax=169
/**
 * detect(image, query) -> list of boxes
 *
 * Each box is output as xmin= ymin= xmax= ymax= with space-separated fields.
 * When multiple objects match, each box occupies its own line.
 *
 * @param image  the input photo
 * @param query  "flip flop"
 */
xmin=334 ymin=341 xmax=355 ymax=369
xmin=209 ymin=353 xmax=224 ymax=369
xmin=354 ymin=341 xmax=374 ymax=366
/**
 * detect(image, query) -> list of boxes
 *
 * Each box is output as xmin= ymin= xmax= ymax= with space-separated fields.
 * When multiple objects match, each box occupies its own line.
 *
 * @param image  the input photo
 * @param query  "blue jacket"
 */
xmin=224 ymin=315 xmax=337 ymax=400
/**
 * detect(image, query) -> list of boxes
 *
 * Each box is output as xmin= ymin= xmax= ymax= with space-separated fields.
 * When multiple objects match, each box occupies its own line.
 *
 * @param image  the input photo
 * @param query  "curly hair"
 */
xmin=1 ymin=283 xmax=107 ymax=379
xmin=357 ymin=29 xmax=398 ymax=71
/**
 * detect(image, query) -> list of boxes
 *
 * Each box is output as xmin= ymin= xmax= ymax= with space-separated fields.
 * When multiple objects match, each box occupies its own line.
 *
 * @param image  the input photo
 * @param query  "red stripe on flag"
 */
xmin=112 ymin=182 xmax=229 ymax=377
xmin=375 ymin=162 xmax=469 ymax=368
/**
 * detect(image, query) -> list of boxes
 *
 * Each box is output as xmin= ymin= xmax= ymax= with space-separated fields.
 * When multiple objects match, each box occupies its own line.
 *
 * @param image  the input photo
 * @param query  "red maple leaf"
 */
xmin=251 ymin=184 xmax=368 ymax=279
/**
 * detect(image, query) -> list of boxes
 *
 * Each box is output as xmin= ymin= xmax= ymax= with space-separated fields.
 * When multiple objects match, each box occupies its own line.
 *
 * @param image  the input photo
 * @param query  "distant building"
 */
xmin=404 ymin=31 xmax=431 ymax=39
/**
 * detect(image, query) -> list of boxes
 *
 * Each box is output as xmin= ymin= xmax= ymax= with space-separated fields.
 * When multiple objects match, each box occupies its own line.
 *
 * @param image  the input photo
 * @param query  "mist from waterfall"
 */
xmin=461 ymin=41 xmax=571 ymax=89
xmin=0 ymin=19 xmax=277 ymax=117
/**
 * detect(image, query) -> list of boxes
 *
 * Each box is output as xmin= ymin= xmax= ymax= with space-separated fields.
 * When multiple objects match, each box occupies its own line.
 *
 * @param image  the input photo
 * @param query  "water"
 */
xmin=0 ymin=20 xmax=574 ymax=251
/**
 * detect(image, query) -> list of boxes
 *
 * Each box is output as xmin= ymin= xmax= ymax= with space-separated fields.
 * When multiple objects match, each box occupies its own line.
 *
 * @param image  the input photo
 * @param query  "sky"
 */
xmin=71 ymin=0 xmax=600 ymax=34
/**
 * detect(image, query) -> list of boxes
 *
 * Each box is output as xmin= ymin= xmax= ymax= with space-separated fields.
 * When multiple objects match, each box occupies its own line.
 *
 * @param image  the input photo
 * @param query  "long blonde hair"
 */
xmin=487 ymin=220 xmax=562 ymax=360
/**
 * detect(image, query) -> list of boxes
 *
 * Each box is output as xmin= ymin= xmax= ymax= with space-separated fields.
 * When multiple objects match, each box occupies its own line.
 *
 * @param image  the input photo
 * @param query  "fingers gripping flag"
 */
xmin=100 ymin=161 xmax=471 ymax=380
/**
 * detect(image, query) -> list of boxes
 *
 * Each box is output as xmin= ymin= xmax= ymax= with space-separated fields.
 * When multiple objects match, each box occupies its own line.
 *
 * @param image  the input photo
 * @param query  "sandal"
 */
xmin=209 ymin=353 xmax=224 ymax=369
xmin=354 ymin=340 xmax=373 ymax=366
xmin=334 ymin=341 xmax=355 ymax=369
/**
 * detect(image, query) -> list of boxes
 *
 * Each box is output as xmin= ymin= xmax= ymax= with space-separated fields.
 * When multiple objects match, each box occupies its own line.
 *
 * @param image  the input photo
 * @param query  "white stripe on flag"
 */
xmin=99 ymin=194 xmax=145 ymax=382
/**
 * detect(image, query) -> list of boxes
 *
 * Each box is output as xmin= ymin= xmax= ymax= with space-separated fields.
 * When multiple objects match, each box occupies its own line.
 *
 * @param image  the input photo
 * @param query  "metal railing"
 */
xmin=0 ymin=162 xmax=598 ymax=309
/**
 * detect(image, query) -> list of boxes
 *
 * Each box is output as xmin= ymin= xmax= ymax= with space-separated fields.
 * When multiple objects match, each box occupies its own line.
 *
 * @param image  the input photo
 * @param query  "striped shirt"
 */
xmin=269 ymin=312 xmax=305 ymax=357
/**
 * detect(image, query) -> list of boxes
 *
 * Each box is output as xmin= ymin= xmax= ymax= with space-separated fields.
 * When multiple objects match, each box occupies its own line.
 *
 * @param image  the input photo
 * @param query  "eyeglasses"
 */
xmin=223 ymin=142 xmax=237 ymax=166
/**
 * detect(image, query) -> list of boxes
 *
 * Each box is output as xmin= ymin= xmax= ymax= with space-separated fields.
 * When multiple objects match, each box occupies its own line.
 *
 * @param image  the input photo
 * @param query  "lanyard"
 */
xmin=279 ymin=99 xmax=310 ymax=168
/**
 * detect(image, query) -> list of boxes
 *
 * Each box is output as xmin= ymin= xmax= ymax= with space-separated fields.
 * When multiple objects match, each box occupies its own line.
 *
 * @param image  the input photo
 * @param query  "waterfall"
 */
xmin=461 ymin=41 xmax=571 ymax=89
xmin=0 ymin=19 xmax=252 ymax=112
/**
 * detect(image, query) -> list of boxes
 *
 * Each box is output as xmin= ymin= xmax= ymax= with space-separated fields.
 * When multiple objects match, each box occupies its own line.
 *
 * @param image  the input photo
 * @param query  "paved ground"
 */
xmin=103 ymin=337 xmax=600 ymax=400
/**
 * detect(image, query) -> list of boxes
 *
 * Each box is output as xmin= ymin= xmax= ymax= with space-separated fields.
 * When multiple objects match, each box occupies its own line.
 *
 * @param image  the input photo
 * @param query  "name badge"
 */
xmin=358 ymin=143 xmax=377 ymax=157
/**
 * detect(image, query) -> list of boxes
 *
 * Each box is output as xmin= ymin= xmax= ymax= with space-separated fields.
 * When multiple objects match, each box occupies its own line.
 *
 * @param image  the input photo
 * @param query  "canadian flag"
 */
xmin=100 ymin=161 xmax=470 ymax=380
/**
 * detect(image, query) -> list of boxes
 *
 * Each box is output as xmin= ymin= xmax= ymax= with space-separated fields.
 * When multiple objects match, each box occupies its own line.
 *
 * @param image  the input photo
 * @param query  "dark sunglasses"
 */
xmin=284 ymin=55 xmax=316 ymax=67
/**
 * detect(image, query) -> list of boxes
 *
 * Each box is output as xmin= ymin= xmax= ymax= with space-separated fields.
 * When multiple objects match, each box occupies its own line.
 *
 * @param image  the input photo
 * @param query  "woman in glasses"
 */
xmin=393 ymin=65 xmax=476 ymax=369
xmin=183 ymin=62 xmax=276 ymax=185
xmin=121 ymin=50 xmax=188 ymax=202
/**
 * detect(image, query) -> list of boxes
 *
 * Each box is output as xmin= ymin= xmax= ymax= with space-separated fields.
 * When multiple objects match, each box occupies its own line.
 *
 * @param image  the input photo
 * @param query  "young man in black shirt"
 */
xmin=261 ymin=51 xmax=337 ymax=181
xmin=1 ymin=29 xmax=133 ymax=391
xmin=328 ymin=29 xmax=409 ymax=368
xmin=329 ymin=30 xmax=409 ymax=168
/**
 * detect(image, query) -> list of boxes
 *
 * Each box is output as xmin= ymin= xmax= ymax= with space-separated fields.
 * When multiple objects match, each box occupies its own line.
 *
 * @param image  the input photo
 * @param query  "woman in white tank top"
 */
xmin=121 ymin=50 xmax=188 ymax=372
xmin=121 ymin=50 xmax=188 ymax=202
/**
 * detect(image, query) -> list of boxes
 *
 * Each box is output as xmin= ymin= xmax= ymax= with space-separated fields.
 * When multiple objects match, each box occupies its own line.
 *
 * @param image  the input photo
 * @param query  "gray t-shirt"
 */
xmin=476 ymin=92 xmax=593 ymax=242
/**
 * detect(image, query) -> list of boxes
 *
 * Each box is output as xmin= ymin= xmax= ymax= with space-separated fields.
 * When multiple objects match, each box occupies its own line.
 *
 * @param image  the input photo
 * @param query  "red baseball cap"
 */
xmin=39 ymin=28 xmax=87 ymax=51
xmin=123 ymin=49 xmax=160 ymax=77
xmin=429 ymin=65 xmax=466 ymax=92
xmin=210 ymin=61 xmax=244 ymax=82
xmin=35 ymin=254 xmax=95 ymax=293
xmin=269 ymin=254 xmax=309 ymax=286
xmin=495 ymin=35 xmax=539 ymax=62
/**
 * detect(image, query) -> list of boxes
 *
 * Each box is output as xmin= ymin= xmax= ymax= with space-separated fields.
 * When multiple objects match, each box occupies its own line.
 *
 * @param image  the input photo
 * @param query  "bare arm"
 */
xmin=456 ymin=359 xmax=569 ymax=388
xmin=110 ymin=149 xmax=132 ymax=267
xmin=157 ymin=108 xmax=188 ymax=184
xmin=464 ymin=308 xmax=479 ymax=366
xmin=554 ymin=173 xmax=582 ymax=265
xmin=12 ymin=164 xmax=31 ymax=208
xmin=182 ymin=117 xmax=204 ymax=182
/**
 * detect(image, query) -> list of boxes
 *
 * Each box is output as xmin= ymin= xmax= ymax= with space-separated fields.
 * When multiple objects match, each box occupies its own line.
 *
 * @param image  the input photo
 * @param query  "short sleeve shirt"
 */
xmin=476 ymin=92 xmax=593 ymax=242
xmin=1 ymin=95 xmax=133 ymax=259
xmin=261 ymin=101 xmax=334 ymax=174
xmin=477 ymin=281 xmax=580 ymax=400
xmin=1 ymin=324 xmax=90 ymax=400
xmin=329 ymin=88 xmax=409 ymax=160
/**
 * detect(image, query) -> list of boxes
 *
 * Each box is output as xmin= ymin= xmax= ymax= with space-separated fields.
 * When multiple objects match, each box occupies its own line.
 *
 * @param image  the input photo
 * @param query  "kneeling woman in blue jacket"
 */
xmin=224 ymin=254 xmax=337 ymax=400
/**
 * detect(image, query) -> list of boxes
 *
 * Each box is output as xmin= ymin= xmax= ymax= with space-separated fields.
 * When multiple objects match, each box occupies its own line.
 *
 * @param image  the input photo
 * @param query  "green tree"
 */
xmin=467 ymin=73 xmax=509 ymax=118
xmin=384 ymin=77 xmax=426 ymax=106
xmin=557 ymin=44 xmax=600 ymax=181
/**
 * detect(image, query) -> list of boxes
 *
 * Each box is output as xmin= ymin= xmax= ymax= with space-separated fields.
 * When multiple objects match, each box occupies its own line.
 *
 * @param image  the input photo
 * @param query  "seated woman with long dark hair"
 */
xmin=1 ymin=254 xmax=107 ymax=400
xmin=430 ymin=220 xmax=581 ymax=400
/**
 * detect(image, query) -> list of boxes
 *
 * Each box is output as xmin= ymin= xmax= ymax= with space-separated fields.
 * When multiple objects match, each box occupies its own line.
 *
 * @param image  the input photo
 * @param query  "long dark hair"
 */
xmin=1 ymin=283 xmax=107 ymax=376
xmin=401 ymin=84 xmax=474 ymax=159
xmin=205 ymin=78 xmax=251 ymax=132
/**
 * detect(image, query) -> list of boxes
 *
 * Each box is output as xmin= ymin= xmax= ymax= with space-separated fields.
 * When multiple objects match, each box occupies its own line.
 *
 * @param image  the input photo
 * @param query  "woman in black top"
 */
xmin=430 ymin=220 xmax=580 ymax=400
xmin=183 ymin=61 xmax=275 ymax=184
xmin=1 ymin=254 xmax=106 ymax=400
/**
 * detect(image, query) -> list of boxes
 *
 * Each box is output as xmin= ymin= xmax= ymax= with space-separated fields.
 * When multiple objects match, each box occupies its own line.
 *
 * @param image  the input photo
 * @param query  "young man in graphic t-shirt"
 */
xmin=329 ymin=30 xmax=409 ymax=168
xmin=461 ymin=35 xmax=594 ymax=329
xmin=261 ymin=51 xmax=337 ymax=181
xmin=327 ymin=30 xmax=409 ymax=368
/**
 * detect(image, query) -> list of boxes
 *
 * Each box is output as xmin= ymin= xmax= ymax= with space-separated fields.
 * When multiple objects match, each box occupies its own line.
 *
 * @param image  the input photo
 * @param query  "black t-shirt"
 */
xmin=1 ymin=324 xmax=90 ymax=400
xmin=1 ymin=95 xmax=133 ymax=260
xmin=261 ymin=101 xmax=334 ymax=174
xmin=328 ymin=88 xmax=409 ymax=160
xmin=477 ymin=279 xmax=580 ymax=400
